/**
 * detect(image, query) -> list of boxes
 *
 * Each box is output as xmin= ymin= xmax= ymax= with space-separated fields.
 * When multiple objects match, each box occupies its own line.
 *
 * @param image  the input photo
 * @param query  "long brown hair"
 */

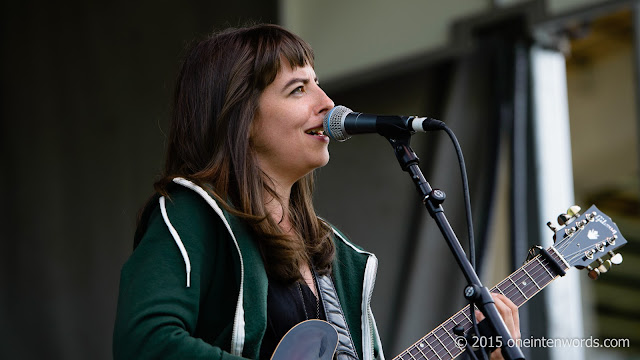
xmin=155 ymin=24 xmax=334 ymax=282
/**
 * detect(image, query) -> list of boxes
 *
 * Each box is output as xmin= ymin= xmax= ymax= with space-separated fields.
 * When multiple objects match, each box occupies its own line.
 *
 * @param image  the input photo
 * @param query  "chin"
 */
xmin=303 ymin=149 xmax=330 ymax=171
xmin=317 ymin=153 xmax=330 ymax=168
xmin=304 ymin=157 xmax=330 ymax=175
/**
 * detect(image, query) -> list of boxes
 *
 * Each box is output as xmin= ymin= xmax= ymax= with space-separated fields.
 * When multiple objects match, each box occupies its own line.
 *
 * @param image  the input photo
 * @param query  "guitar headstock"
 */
xmin=549 ymin=205 xmax=627 ymax=279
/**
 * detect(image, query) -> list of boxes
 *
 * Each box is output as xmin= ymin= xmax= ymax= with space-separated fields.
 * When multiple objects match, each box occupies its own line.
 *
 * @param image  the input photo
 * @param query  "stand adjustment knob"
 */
xmin=430 ymin=189 xmax=446 ymax=205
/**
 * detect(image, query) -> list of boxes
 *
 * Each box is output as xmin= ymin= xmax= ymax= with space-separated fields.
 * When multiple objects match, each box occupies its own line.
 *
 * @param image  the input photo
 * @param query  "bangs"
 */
xmin=249 ymin=24 xmax=315 ymax=90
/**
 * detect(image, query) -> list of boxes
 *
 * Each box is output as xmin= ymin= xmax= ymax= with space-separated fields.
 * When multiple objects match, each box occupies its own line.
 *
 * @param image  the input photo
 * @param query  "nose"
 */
xmin=315 ymin=85 xmax=335 ymax=115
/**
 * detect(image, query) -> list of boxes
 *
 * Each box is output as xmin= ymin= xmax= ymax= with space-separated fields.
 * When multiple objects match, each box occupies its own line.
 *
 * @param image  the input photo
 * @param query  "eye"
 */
xmin=290 ymin=86 xmax=306 ymax=95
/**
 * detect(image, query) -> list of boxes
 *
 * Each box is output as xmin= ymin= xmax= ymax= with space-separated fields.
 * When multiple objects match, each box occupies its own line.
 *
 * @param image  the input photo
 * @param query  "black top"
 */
xmin=259 ymin=277 xmax=326 ymax=359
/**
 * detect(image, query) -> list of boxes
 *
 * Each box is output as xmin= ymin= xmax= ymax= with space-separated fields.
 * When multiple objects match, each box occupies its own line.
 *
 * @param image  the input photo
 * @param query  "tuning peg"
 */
xmin=597 ymin=258 xmax=611 ymax=274
xmin=546 ymin=222 xmax=559 ymax=242
xmin=558 ymin=205 xmax=582 ymax=226
xmin=567 ymin=205 xmax=581 ymax=218
xmin=587 ymin=265 xmax=600 ymax=280
xmin=608 ymin=251 xmax=623 ymax=265
xmin=557 ymin=213 xmax=571 ymax=226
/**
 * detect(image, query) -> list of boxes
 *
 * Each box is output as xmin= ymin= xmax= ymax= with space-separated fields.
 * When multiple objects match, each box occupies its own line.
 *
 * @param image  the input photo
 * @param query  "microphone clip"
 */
xmin=387 ymin=135 xmax=419 ymax=172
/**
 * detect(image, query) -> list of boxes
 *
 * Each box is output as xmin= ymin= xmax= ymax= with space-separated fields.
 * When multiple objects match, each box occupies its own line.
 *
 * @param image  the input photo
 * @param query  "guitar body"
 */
xmin=271 ymin=320 xmax=339 ymax=360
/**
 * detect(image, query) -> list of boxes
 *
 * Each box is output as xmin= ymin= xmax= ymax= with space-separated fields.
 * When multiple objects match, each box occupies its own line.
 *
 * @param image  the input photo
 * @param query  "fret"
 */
xmin=532 ymin=263 xmax=556 ymax=292
xmin=521 ymin=267 xmax=541 ymax=289
xmin=433 ymin=329 xmax=454 ymax=358
xmin=443 ymin=320 xmax=465 ymax=359
xmin=523 ymin=257 xmax=551 ymax=286
xmin=495 ymin=277 xmax=512 ymax=297
xmin=461 ymin=309 xmax=471 ymax=322
xmin=441 ymin=323 xmax=456 ymax=342
xmin=526 ymin=260 xmax=548 ymax=287
xmin=535 ymin=256 xmax=555 ymax=279
xmin=510 ymin=265 xmax=539 ymax=300
xmin=454 ymin=311 xmax=470 ymax=330
xmin=420 ymin=341 xmax=438 ymax=360
xmin=425 ymin=338 xmax=442 ymax=360
xmin=508 ymin=275 xmax=528 ymax=300
xmin=427 ymin=333 xmax=445 ymax=355
xmin=414 ymin=342 xmax=429 ymax=359
xmin=507 ymin=276 xmax=529 ymax=306
xmin=415 ymin=335 xmax=440 ymax=360
xmin=399 ymin=349 xmax=415 ymax=360
xmin=533 ymin=258 xmax=556 ymax=282
xmin=495 ymin=276 xmax=517 ymax=302
xmin=403 ymin=332 xmax=450 ymax=360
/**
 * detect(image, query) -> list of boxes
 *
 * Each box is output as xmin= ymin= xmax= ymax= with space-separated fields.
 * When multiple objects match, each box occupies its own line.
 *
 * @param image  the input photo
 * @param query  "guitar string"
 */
xmin=398 ymin=257 xmax=556 ymax=360
xmin=550 ymin=215 xmax=615 ymax=264
xmin=404 ymin=217 xmax=602 ymax=359
xmin=554 ymin=229 xmax=605 ymax=265
xmin=554 ymin=226 xmax=587 ymax=257
xmin=396 ymin=255 xmax=561 ymax=360
xmin=399 ymin=248 xmax=569 ymax=360
xmin=399 ymin=215 xmax=609 ymax=359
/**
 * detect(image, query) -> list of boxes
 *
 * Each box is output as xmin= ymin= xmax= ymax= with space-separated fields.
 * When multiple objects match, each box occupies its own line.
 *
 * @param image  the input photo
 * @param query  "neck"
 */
xmin=258 ymin=162 xmax=298 ymax=228
xmin=263 ymin=177 xmax=293 ymax=230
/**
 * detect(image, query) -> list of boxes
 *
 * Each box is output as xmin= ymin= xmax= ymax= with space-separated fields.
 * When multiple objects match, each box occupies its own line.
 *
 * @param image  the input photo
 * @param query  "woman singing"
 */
xmin=113 ymin=24 xmax=519 ymax=360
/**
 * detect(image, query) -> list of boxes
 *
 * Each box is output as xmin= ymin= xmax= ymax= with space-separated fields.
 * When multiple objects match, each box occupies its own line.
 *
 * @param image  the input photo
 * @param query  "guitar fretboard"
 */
xmin=393 ymin=247 xmax=569 ymax=360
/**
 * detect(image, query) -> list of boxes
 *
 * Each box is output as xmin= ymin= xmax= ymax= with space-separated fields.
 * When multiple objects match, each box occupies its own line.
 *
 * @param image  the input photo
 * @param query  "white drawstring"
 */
xmin=159 ymin=196 xmax=192 ymax=287
xmin=167 ymin=177 xmax=246 ymax=356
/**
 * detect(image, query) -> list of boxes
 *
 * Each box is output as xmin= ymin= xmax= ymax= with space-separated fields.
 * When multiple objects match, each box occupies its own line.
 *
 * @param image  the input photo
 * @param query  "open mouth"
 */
xmin=305 ymin=127 xmax=326 ymax=136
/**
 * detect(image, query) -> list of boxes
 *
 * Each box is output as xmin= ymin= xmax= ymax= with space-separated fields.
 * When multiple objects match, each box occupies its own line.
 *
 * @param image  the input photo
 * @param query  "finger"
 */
xmin=490 ymin=349 xmax=504 ymax=360
xmin=491 ymin=293 xmax=521 ymax=340
xmin=500 ymin=295 xmax=520 ymax=338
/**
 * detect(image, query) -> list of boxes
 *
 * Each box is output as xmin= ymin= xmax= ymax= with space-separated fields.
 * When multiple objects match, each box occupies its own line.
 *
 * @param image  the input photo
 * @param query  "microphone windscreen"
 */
xmin=323 ymin=105 xmax=352 ymax=141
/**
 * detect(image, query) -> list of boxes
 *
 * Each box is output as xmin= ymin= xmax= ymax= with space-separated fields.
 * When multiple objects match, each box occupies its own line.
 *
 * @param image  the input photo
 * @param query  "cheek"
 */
xmin=250 ymin=119 xmax=280 ymax=155
xmin=252 ymin=110 xmax=296 ymax=148
xmin=250 ymin=110 xmax=270 ymax=147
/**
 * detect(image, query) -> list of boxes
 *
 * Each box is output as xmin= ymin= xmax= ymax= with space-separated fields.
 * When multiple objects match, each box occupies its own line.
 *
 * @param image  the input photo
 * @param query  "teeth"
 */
xmin=307 ymin=129 xmax=324 ymax=136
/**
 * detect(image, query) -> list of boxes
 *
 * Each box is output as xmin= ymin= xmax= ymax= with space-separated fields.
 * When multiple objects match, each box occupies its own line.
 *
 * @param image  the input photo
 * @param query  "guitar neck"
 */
xmin=393 ymin=246 xmax=570 ymax=360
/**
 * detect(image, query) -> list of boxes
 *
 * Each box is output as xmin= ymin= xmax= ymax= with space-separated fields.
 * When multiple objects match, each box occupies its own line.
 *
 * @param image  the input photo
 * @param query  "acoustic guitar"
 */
xmin=271 ymin=205 xmax=627 ymax=360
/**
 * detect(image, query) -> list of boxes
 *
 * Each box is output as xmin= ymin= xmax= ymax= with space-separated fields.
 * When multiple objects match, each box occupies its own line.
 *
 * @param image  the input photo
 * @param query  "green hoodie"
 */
xmin=113 ymin=178 xmax=384 ymax=359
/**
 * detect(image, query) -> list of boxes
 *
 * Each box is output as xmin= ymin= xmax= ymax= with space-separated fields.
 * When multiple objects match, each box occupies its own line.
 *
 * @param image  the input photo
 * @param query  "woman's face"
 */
xmin=251 ymin=61 xmax=334 ymax=185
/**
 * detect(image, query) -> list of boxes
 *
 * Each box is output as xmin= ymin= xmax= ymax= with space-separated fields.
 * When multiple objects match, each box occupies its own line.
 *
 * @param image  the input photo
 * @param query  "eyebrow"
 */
xmin=282 ymin=76 xmax=318 ymax=92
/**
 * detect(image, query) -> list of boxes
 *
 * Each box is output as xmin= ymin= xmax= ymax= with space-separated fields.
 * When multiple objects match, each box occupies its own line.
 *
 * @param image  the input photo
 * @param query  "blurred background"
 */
xmin=1 ymin=0 xmax=639 ymax=359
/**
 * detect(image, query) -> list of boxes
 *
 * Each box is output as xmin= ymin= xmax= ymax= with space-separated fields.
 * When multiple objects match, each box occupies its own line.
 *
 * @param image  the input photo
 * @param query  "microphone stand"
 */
xmin=387 ymin=134 xmax=524 ymax=360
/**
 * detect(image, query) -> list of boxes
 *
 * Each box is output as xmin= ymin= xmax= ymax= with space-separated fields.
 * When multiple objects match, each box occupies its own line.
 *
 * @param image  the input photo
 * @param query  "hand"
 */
xmin=474 ymin=293 xmax=521 ymax=360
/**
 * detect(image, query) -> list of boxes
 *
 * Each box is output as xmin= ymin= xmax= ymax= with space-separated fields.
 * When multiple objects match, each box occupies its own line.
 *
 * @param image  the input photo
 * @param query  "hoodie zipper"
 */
xmin=363 ymin=255 xmax=379 ymax=359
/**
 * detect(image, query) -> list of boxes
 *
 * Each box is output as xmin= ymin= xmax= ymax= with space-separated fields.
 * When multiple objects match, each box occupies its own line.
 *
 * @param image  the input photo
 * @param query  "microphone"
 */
xmin=323 ymin=105 xmax=445 ymax=141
